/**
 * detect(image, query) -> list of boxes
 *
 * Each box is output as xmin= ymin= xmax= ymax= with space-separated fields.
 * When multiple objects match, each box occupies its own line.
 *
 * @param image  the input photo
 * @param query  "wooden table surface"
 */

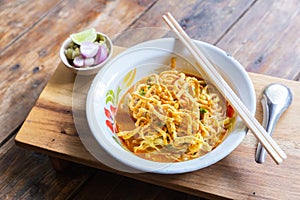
xmin=16 ymin=53 xmax=300 ymax=199
xmin=2 ymin=0 xmax=300 ymax=199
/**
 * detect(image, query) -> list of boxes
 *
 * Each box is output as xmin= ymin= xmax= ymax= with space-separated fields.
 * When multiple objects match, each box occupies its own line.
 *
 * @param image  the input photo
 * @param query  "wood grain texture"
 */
xmin=2 ymin=137 xmax=193 ymax=200
xmin=72 ymin=170 xmax=200 ymax=200
xmin=3 ymin=0 xmax=300 ymax=199
xmin=216 ymin=0 xmax=300 ymax=80
xmin=0 ymin=0 xmax=156 ymax=145
xmin=0 ymin=0 xmax=61 ymax=52
xmin=0 ymin=138 xmax=95 ymax=199
xmin=114 ymin=0 xmax=255 ymax=47
xmin=15 ymin=61 xmax=300 ymax=199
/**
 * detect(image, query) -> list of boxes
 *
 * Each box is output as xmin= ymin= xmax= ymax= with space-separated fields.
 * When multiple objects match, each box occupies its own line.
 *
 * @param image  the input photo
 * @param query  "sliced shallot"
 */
xmin=94 ymin=45 xmax=108 ymax=64
xmin=73 ymin=56 xmax=84 ymax=67
xmin=80 ymin=42 xmax=99 ymax=58
xmin=84 ymin=57 xmax=95 ymax=66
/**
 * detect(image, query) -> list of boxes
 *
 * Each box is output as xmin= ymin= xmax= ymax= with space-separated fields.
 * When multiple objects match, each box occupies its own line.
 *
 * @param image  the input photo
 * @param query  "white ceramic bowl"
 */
xmin=60 ymin=32 xmax=113 ymax=76
xmin=86 ymin=38 xmax=256 ymax=174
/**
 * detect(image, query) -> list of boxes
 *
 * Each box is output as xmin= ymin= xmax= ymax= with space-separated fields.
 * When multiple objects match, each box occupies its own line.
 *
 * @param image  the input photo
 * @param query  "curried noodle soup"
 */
xmin=115 ymin=68 xmax=235 ymax=162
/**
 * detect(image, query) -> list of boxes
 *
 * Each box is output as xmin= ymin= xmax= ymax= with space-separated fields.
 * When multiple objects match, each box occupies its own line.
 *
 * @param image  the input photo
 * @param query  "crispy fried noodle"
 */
xmin=116 ymin=70 xmax=235 ymax=162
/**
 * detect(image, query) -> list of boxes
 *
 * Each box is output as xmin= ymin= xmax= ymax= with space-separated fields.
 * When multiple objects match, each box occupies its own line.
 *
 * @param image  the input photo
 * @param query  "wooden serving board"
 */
xmin=15 ymin=47 xmax=300 ymax=199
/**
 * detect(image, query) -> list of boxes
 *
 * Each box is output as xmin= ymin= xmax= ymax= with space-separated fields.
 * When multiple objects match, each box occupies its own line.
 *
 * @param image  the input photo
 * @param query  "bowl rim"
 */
xmin=86 ymin=38 xmax=256 ymax=174
xmin=59 ymin=32 xmax=113 ymax=72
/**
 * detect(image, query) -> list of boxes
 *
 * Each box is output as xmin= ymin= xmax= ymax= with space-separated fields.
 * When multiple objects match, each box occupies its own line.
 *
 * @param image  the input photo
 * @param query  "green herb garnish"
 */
xmin=139 ymin=89 xmax=146 ymax=96
xmin=200 ymin=108 xmax=208 ymax=114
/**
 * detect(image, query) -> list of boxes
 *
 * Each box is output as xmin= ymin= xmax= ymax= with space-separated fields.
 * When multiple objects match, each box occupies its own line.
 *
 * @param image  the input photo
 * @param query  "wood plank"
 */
xmin=70 ymin=171 xmax=124 ymax=200
xmin=114 ymin=0 xmax=255 ymax=46
xmin=1 ymin=135 xmax=200 ymax=199
xmin=15 ymin=60 xmax=300 ymax=199
xmin=216 ymin=0 xmax=300 ymax=80
xmin=0 ymin=138 xmax=94 ymax=199
xmin=0 ymin=0 xmax=156 ymax=145
xmin=119 ymin=0 xmax=300 ymax=81
xmin=0 ymin=0 xmax=61 ymax=52
xmin=72 ymin=170 xmax=201 ymax=200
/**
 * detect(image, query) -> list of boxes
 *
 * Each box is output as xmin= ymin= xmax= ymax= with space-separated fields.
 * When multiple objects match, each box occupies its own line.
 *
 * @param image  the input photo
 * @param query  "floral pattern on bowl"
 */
xmin=104 ymin=68 xmax=137 ymax=136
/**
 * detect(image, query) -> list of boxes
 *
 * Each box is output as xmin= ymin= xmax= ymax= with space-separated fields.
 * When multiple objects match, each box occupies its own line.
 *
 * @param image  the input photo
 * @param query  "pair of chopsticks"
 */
xmin=162 ymin=12 xmax=286 ymax=164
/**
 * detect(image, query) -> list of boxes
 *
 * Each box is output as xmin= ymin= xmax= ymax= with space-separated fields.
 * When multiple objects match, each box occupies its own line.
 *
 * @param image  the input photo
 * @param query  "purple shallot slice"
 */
xmin=80 ymin=42 xmax=99 ymax=58
xmin=95 ymin=45 xmax=108 ymax=64
xmin=73 ymin=56 xmax=84 ymax=67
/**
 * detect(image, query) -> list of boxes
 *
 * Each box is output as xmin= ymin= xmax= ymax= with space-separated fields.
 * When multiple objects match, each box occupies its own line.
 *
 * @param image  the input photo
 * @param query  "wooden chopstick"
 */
xmin=162 ymin=12 xmax=286 ymax=164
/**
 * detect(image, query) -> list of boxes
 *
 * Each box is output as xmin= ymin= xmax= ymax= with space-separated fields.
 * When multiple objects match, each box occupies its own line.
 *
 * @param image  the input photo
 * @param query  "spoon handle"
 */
xmin=255 ymin=96 xmax=280 ymax=163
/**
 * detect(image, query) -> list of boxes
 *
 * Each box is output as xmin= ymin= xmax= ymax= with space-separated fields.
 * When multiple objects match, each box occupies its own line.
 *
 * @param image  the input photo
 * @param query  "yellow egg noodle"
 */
xmin=116 ymin=70 xmax=235 ymax=162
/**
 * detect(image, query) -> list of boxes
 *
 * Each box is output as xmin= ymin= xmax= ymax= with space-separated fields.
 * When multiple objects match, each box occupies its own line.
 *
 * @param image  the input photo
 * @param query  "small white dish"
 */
xmin=60 ymin=32 xmax=113 ymax=76
xmin=86 ymin=38 xmax=256 ymax=174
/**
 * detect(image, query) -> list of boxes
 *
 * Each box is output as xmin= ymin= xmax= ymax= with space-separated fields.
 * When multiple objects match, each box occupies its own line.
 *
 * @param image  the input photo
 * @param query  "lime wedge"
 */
xmin=70 ymin=28 xmax=97 ymax=45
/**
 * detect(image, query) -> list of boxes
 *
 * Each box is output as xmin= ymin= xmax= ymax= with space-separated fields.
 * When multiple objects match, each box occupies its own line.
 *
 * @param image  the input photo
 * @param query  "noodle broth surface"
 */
xmin=115 ymin=70 xmax=235 ymax=162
